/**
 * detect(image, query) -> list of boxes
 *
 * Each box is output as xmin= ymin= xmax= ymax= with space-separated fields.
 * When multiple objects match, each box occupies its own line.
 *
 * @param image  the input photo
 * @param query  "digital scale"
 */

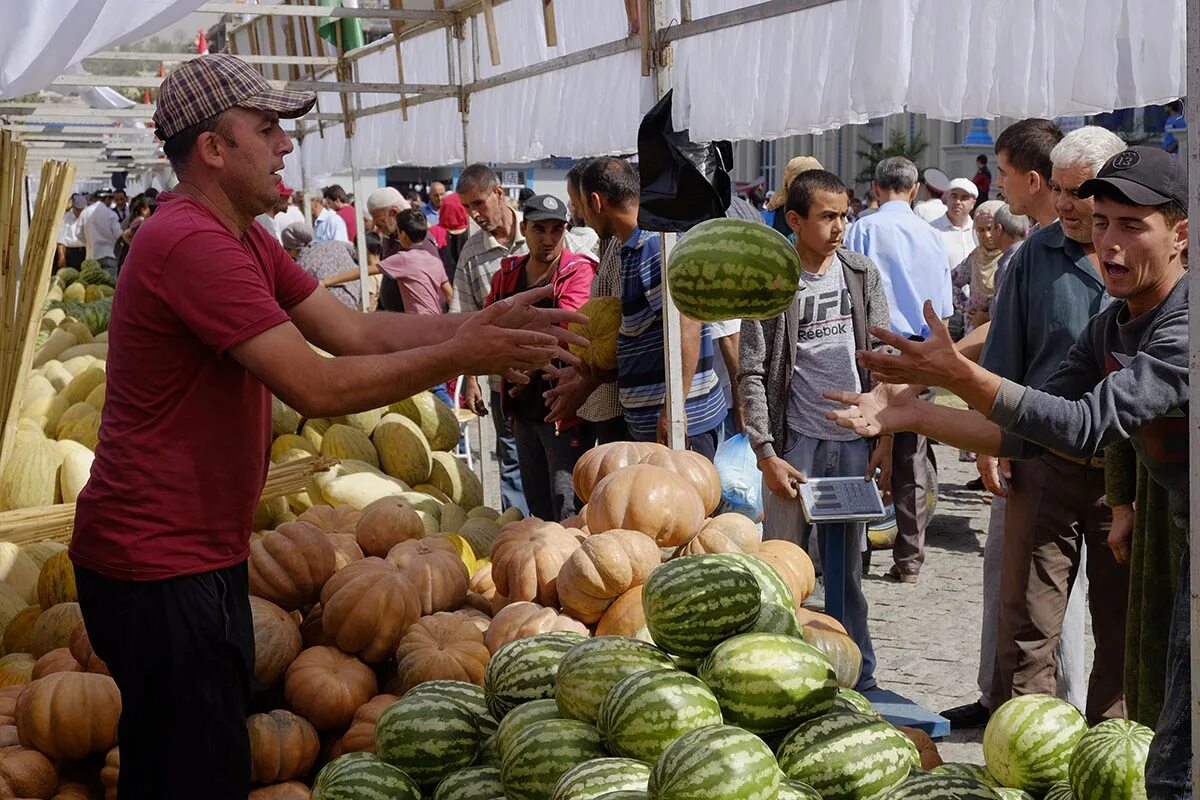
xmin=797 ymin=477 xmax=887 ymax=524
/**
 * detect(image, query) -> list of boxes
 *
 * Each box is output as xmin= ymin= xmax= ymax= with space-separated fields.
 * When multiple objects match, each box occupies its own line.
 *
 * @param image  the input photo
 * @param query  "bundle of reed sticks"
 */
xmin=0 ymin=456 xmax=338 ymax=546
xmin=0 ymin=136 xmax=75 ymax=473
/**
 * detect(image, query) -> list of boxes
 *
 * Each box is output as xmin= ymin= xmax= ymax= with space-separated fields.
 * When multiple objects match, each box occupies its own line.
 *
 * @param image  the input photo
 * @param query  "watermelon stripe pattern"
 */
xmin=698 ymin=633 xmax=838 ymax=734
xmin=374 ymin=694 xmax=482 ymax=787
xmin=708 ymin=554 xmax=800 ymax=636
xmin=1067 ymin=718 xmax=1153 ymax=800
xmin=406 ymin=679 xmax=499 ymax=737
xmin=776 ymin=711 xmax=918 ymax=800
xmin=666 ymin=218 xmax=802 ymax=323
xmin=434 ymin=765 xmax=506 ymax=800
xmin=496 ymin=698 xmax=563 ymax=761
xmin=777 ymin=779 xmax=823 ymax=800
xmin=485 ymin=632 xmax=588 ymax=719
xmin=551 ymin=758 xmax=652 ymax=800
xmin=931 ymin=763 xmax=1000 ymax=787
xmin=312 ymin=752 xmax=422 ymax=800
xmin=1043 ymin=781 xmax=1076 ymax=800
xmin=556 ymin=637 xmax=677 ymax=723
xmin=642 ymin=555 xmax=761 ymax=657
xmin=501 ymin=718 xmax=610 ymax=800
xmin=833 ymin=688 xmax=875 ymax=716
xmin=647 ymin=724 xmax=781 ymax=800
xmin=982 ymin=695 xmax=1087 ymax=795
xmin=994 ymin=789 xmax=1036 ymax=800
xmin=886 ymin=773 xmax=1003 ymax=799
xmin=598 ymin=668 xmax=724 ymax=762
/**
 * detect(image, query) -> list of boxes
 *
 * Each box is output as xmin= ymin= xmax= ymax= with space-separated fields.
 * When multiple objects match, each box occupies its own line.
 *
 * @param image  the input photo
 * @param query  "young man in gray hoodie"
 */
xmin=738 ymin=169 xmax=893 ymax=691
xmin=825 ymin=146 xmax=1189 ymax=799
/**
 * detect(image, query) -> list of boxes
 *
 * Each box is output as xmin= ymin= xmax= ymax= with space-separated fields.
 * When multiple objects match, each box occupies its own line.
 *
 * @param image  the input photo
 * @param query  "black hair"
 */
xmin=976 ymin=154 xmax=988 ymax=165
xmin=396 ymin=208 xmax=428 ymax=243
xmin=1167 ymin=100 xmax=1184 ymax=114
xmin=456 ymin=163 xmax=500 ymax=195
xmin=323 ymin=184 xmax=349 ymax=203
xmin=404 ymin=189 xmax=421 ymax=204
xmin=785 ymin=169 xmax=848 ymax=217
xmin=579 ymin=157 xmax=639 ymax=208
xmin=162 ymin=112 xmax=232 ymax=172
xmin=994 ymin=118 xmax=1063 ymax=182
xmin=517 ymin=187 xmax=535 ymax=206
xmin=566 ymin=158 xmax=593 ymax=194
xmin=143 ymin=188 xmax=159 ymax=199
xmin=747 ymin=185 xmax=766 ymax=209
xmin=1091 ymin=184 xmax=1188 ymax=227
xmin=365 ymin=230 xmax=383 ymax=257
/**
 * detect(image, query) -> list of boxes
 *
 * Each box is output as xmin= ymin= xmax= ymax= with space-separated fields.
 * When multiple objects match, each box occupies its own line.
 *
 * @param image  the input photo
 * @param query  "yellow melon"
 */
xmin=0 ymin=432 xmax=62 ymax=510
xmin=569 ymin=296 xmax=621 ymax=371
xmin=372 ymin=414 xmax=432 ymax=486
xmin=428 ymin=453 xmax=483 ymax=510
xmin=320 ymin=424 xmax=380 ymax=469
xmin=271 ymin=434 xmax=318 ymax=464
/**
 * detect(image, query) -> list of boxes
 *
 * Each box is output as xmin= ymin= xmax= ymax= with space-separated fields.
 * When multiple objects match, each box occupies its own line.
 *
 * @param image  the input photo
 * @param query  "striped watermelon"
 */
xmin=833 ymin=687 xmax=875 ymax=716
xmin=776 ymin=711 xmax=918 ymax=800
xmin=433 ymin=766 xmax=506 ymax=800
xmin=597 ymin=668 xmax=723 ymax=762
xmin=994 ymin=790 xmax=1035 ymax=800
xmin=647 ymin=724 xmax=781 ymax=800
xmin=642 ymin=555 xmax=761 ymax=657
xmin=552 ymin=758 xmax=652 ymax=800
xmin=708 ymin=553 xmax=800 ymax=636
xmin=1068 ymin=718 xmax=1153 ymax=800
xmin=777 ymin=779 xmax=822 ymax=799
xmin=496 ymin=698 xmax=563 ymax=761
xmin=375 ymin=693 xmax=482 ymax=787
xmin=501 ymin=718 xmax=609 ymax=800
xmin=596 ymin=794 xmax=649 ymax=800
xmin=406 ymin=679 xmax=499 ymax=737
xmin=931 ymin=764 xmax=1000 ymax=787
xmin=1043 ymin=781 xmax=1075 ymax=800
xmin=886 ymin=773 xmax=1002 ymax=799
xmin=485 ymin=631 xmax=588 ymax=719
xmin=312 ymin=752 xmax=422 ymax=800
xmin=477 ymin=733 xmax=500 ymax=765
xmin=666 ymin=218 xmax=802 ymax=322
xmin=983 ymin=695 xmax=1086 ymax=795
xmin=698 ymin=632 xmax=837 ymax=733
xmin=556 ymin=636 xmax=677 ymax=723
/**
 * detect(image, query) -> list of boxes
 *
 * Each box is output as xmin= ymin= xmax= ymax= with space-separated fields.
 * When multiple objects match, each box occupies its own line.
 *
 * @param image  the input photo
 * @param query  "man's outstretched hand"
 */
xmin=856 ymin=301 xmax=966 ymax=389
xmin=823 ymin=383 xmax=923 ymax=438
xmin=453 ymin=285 xmax=589 ymax=377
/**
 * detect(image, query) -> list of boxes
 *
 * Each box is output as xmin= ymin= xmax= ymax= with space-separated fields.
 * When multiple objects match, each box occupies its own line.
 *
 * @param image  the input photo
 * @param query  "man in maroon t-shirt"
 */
xmin=70 ymin=54 xmax=585 ymax=800
xmin=323 ymin=183 xmax=357 ymax=240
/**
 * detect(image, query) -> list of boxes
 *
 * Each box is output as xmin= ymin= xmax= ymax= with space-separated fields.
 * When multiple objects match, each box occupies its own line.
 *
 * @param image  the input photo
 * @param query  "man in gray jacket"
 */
xmin=738 ymin=169 xmax=892 ymax=691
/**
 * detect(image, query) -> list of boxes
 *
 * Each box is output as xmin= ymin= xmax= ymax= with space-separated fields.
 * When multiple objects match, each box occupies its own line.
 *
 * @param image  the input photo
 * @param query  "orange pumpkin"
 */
xmin=681 ymin=514 xmax=762 ymax=556
xmin=3 ymin=607 xmax=41 ymax=656
xmin=489 ymin=518 xmax=579 ymax=610
xmin=0 ymin=745 xmax=58 ymax=799
xmin=638 ymin=449 xmax=722 ymax=515
xmin=385 ymin=539 xmax=469 ymax=615
xmin=557 ymin=530 xmax=660 ymax=624
xmin=801 ymin=626 xmax=862 ymax=689
xmin=250 ymin=597 xmax=302 ymax=688
xmin=451 ymin=607 xmax=491 ymax=634
xmin=468 ymin=563 xmax=496 ymax=601
xmin=572 ymin=441 xmax=666 ymax=503
xmin=248 ymin=521 xmax=337 ymax=611
xmin=299 ymin=504 xmax=362 ymax=536
xmin=756 ymin=539 xmax=817 ymax=607
xmin=100 ymin=748 xmax=118 ymax=800
xmin=247 ymin=709 xmax=320 ymax=784
xmin=483 ymin=602 xmax=589 ymax=654
xmin=338 ymin=694 xmax=398 ymax=755
xmin=51 ymin=780 xmax=99 ymax=800
xmin=355 ymin=497 xmax=425 ymax=557
xmin=795 ymin=608 xmax=848 ymax=634
xmin=898 ymin=725 xmax=943 ymax=771
xmin=283 ymin=646 xmax=377 ymax=731
xmin=0 ymin=726 xmax=17 ymax=748
xmin=0 ymin=655 xmax=35 ymax=689
xmin=36 ymin=551 xmax=77 ymax=610
xmin=67 ymin=622 xmax=107 ymax=676
xmin=249 ymin=781 xmax=312 ymax=800
xmin=299 ymin=605 xmax=333 ymax=649
xmin=319 ymin=558 xmax=422 ymax=663
xmin=0 ymin=686 xmax=22 ymax=725
xmin=585 ymin=465 xmax=705 ymax=548
xmin=16 ymin=672 xmax=121 ymax=760
xmin=595 ymin=585 xmax=646 ymax=638
xmin=327 ymin=533 xmax=365 ymax=571
xmin=31 ymin=649 xmax=83 ymax=680
xmin=30 ymin=602 xmax=82 ymax=659
xmin=393 ymin=613 xmax=490 ymax=692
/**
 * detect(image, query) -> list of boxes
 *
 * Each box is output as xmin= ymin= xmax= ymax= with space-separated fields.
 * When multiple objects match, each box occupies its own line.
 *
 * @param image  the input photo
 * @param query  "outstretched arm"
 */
xmin=824 ymin=383 xmax=1006 ymax=455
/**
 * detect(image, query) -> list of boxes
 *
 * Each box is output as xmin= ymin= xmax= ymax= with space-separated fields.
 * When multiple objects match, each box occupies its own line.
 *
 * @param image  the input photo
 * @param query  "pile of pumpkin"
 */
xmin=0 ymin=436 xmax=865 ymax=799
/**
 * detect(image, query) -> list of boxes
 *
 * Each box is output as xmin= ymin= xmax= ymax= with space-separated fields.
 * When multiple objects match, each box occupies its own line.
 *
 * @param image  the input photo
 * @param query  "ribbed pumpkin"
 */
xmin=100 ymin=747 xmax=118 ymax=800
xmin=248 ymin=521 xmax=337 ymax=611
xmin=483 ymin=601 xmax=590 ymax=654
xmin=489 ymin=518 xmax=580 ymax=610
xmin=469 ymin=563 xmax=496 ymax=603
xmin=795 ymin=608 xmax=848 ymax=634
xmin=299 ymin=604 xmax=333 ymax=649
xmin=31 ymin=602 xmax=83 ymax=658
xmin=247 ymin=709 xmax=320 ymax=784
xmin=801 ymin=627 xmax=862 ymax=690
xmin=320 ymin=424 xmax=380 ymax=469
xmin=32 ymin=648 xmax=83 ymax=680
xmin=557 ymin=530 xmax=660 ymax=624
xmin=36 ymin=551 xmax=77 ymax=609
xmin=67 ymin=621 xmax=107 ymax=675
xmin=3 ymin=607 xmax=41 ymax=656
xmin=337 ymin=693 xmax=398 ymax=755
xmin=250 ymin=597 xmax=302 ymax=688
xmin=385 ymin=538 xmax=469 ymax=615
xmin=16 ymin=672 xmax=121 ymax=760
xmin=355 ymin=497 xmax=425 ymax=557
xmin=639 ymin=448 xmax=722 ymax=515
xmin=572 ymin=441 xmax=665 ymax=503
xmin=393 ymin=612 xmax=490 ymax=692
xmin=0 ymin=745 xmax=58 ymax=799
xmin=283 ymin=646 xmax=377 ymax=731
xmin=0 ymin=686 xmax=22 ymax=724
xmin=319 ymin=557 xmax=422 ymax=663
xmin=586 ymin=465 xmax=705 ymax=548
xmin=757 ymin=539 xmax=817 ymax=607
xmin=327 ymin=533 xmax=364 ymax=571
xmin=0 ymin=654 xmax=35 ymax=688
xmin=595 ymin=585 xmax=646 ymax=638
xmin=298 ymin=504 xmax=362 ymax=536
xmin=681 ymin=513 xmax=762 ymax=556
xmin=249 ymin=780 xmax=311 ymax=800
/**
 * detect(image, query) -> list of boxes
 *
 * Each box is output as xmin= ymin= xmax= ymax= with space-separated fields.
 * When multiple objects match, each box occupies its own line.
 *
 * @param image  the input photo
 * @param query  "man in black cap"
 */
xmin=823 ymin=145 xmax=1190 ymax=798
xmin=486 ymin=194 xmax=598 ymax=521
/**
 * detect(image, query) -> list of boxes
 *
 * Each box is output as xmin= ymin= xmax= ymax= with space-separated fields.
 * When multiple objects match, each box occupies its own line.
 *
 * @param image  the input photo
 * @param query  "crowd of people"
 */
xmin=56 ymin=187 xmax=159 ymax=274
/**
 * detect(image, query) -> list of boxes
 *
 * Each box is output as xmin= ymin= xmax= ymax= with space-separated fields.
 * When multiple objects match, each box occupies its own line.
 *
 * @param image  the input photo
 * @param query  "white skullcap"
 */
xmin=366 ymin=186 xmax=404 ymax=213
xmin=947 ymin=178 xmax=979 ymax=198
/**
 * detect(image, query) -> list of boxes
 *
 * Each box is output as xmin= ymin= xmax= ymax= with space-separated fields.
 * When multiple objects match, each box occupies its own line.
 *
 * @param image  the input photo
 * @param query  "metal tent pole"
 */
xmin=1187 ymin=0 xmax=1199 ymax=781
xmin=347 ymin=133 xmax=371 ymax=313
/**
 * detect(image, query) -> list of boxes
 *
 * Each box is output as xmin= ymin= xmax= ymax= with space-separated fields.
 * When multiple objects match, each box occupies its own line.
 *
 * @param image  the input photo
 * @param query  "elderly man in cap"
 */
xmin=931 ymin=177 xmax=979 ymax=271
xmin=68 ymin=54 xmax=586 ymax=800
xmin=765 ymin=155 xmax=823 ymax=237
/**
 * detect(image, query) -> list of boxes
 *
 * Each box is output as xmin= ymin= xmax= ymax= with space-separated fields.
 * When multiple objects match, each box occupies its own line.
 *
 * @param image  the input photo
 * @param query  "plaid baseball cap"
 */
xmin=153 ymin=54 xmax=317 ymax=141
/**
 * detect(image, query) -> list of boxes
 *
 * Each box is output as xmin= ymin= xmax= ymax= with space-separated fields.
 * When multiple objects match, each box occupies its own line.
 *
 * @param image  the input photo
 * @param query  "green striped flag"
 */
xmin=318 ymin=0 xmax=365 ymax=51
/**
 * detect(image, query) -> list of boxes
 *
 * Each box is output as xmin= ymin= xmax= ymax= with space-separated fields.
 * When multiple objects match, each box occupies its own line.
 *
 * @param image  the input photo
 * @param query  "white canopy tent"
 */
xmin=1 ymin=0 xmax=1198 ymax=778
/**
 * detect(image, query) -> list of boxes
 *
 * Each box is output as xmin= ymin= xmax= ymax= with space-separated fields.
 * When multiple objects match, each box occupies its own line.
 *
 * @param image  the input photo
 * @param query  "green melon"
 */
xmin=994 ymin=790 xmax=1035 ymax=800
xmin=496 ymin=698 xmax=563 ymax=761
xmin=886 ymin=772 xmax=1003 ymax=799
xmin=666 ymin=218 xmax=801 ymax=323
xmin=556 ymin=636 xmax=677 ymax=724
xmin=430 ymin=451 xmax=484 ymax=510
xmin=641 ymin=555 xmax=761 ymax=657
xmin=647 ymin=724 xmax=781 ymax=800
xmin=776 ymin=711 xmax=918 ymax=800
xmin=321 ymin=423 xmax=381 ymax=468
xmin=500 ymin=719 xmax=609 ymax=800
xmin=983 ymin=695 xmax=1086 ymax=796
xmin=833 ymin=687 xmax=875 ymax=716
xmin=1043 ymin=782 xmax=1076 ymax=800
xmin=551 ymin=758 xmax=651 ymax=800
xmin=1067 ymin=718 xmax=1153 ymax=800
xmin=373 ymin=414 xmax=433 ymax=485
xmin=404 ymin=679 xmax=498 ymax=738
xmin=485 ymin=632 xmax=588 ymax=719
xmin=311 ymin=752 xmax=421 ymax=800
xmin=375 ymin=693 xmax=483 ymax=787
xmin=931 ymin=764 xmax=999 ymax=787
xmin=707 ymin=553 xmax=800 ymax=636
xmin=433 ymin=766 xmax=506 ymax=800
xmin=698 ymin=632 xmax=837 ymax=734
xmin=597 ymin=668 xmax=723 ymax=763
xmin=777 ymin=780 xmax=823 ymax=800
xmin=392 ymin=390 xmax=462 ymax=451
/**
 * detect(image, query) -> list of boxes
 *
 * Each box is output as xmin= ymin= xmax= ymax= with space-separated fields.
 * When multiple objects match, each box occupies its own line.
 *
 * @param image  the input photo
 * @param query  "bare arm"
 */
xmin=322 ymin=263 xmax=381 ymax=288
xmin=823 ymin=383 xmax=1005 ymax=455
xmin=717 ymin=331 xmax=743 ymax=431
xmin=441 ymin=282 xmax=454 ymax=307
xmin=679 ymin=315 xmax=703 ymax=398
xmin=288 ymin=288 xmax=467 ymax=356
xmin=955 ymin=321 xmax=990 ymax=363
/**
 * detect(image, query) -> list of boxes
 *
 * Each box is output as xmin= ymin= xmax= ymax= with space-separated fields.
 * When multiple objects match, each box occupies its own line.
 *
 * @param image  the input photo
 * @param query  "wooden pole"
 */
xmin=542 ymin=0 xmax=558 ymax=48
xmin=389 ymin=0 xmax=410 ymax=122
xmin=481 ymin=0 xmax=501 ymax=67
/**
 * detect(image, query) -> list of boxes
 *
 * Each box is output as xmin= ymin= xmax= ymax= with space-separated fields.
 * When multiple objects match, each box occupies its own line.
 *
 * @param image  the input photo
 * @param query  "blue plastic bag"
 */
xmin=712 ymin=433 xmax=762 ymax=521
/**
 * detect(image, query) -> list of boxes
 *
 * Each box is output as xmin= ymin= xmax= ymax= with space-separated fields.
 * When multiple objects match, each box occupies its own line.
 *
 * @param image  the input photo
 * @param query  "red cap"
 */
xmin=277 ymin=183 xmax=295 ymax=197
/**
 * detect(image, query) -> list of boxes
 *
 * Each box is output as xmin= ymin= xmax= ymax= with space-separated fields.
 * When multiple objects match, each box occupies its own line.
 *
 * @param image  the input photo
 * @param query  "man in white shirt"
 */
xmin=311 ymin=195 xmax=349 ymax=243
xmin=931 ymin=178 xmax=979 ymax=270
xmin=57 ymin=193 xmax=88 ymax=271
xmin=83 ymin=191 xmax=123 ymax=272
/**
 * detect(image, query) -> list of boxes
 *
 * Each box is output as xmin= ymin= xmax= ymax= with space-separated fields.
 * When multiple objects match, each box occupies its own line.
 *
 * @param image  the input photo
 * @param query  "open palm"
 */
xmin=823 ymin=383 xmax=923 ymax=437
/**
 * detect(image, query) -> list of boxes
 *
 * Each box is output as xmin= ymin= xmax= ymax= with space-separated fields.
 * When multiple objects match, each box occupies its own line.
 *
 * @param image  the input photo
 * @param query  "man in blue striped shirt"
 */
xmin=577 ymin=158 xmax=725 ymax=458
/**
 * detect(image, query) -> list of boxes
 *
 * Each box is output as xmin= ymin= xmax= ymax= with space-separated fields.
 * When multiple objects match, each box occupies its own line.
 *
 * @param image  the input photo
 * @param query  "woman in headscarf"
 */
xmin=950 ymin=199 xmax=1005 ymax=338
xmin=280 ymin=221 xmax=361 ymax=310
